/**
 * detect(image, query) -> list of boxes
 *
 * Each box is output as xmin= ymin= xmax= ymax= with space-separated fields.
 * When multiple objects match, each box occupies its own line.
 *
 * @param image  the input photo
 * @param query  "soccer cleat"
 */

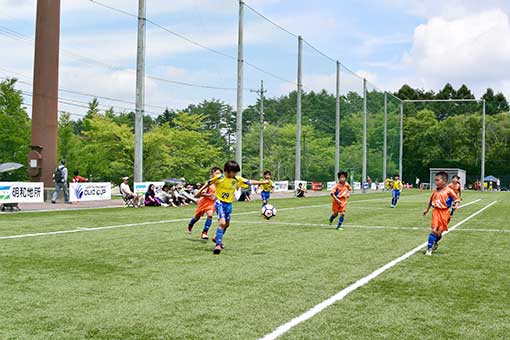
xmin=213 ymin=245 xmax=222 ymax=255
xmin=201 ymin=231 xmax=209 ymax=240
xmin=211 ymin=237 xmax=225 ymax=249
xmin=425 ymin=249 xmax=433 ymax=256
xmin=432 ymin=242 xmax=439 ymax=252
xmin=390 ymin=205 xmax=395 ymax=208
xmin=336 ymin=226 xmax=343 ymax=230
xmin=187 ymin=225 xmax=193 ymax=234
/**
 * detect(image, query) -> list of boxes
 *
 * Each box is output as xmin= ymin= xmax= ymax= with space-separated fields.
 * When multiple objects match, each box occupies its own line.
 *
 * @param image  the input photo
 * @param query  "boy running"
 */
xmin=447 ymin=175 xmax=462 ymax=215
xmin=195 ymin=161 xmax=268 ymax=255
xmin=259 ymin=170 xmax=275 ymax=206
xmin=390 ymin=174 xmax=403 ymax=208
xmin=329 ymin=171 xmax=352 ymax=230
xmin=187 ymin=167 xmax=222 ymax=240
xmin=423 ymin=171 xmax=460 ymax=256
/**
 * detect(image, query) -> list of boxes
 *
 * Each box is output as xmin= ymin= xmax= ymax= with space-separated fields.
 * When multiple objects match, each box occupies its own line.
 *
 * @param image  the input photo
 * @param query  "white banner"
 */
xmin=0 ymin=182 xmax=44 ymax=204
xmin=134 ymin=182 xmax=165 ymax=195
xmin=327 ymin=181 xmax=336 ymax=191
xmin=70 ymin=182 xmax=111 ymax=202
xmin=353 ymin=182 xmax=361 ymax=190
xmin=274 ymin=181 xmax=289 ymax=192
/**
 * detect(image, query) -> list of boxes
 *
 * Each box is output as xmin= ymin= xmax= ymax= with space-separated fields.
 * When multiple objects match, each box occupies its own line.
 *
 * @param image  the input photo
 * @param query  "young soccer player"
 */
xmin=195 ymin=160 xmax=268 ymax=255
xmin=329 ymin=171 xmax=352 ymax=230
xmin=447 ymin=175 xmax=462 ymax=215
xmin=390 ymin=174 xmax=403 ymax=208
xmin=423 ymin=171 xmax=460 ymax=256
xmin=259 ymin=170 xmax=275 ymax=206
xmin=187 ymin=167 xmax=223 ymax=240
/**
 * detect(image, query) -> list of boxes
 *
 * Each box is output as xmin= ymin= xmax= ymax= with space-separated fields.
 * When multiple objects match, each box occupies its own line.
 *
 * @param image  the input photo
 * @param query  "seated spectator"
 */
xmin=172 ymin=185 xmax=189 ymax=206
xmin=72 ymin=169 xmax=88 ymax=183
xmin=194 ymin=183 xmax=202 ymax=195
xmin=157 ymin=185 xmax=177 ymax=207
xmin=120 ymin=176 xmax=143 ymax=207
xmin=145 ymin=184 xmax=166 ymax=207
xmin=182 ymin=184 xmax=198 ymax=204
xmin=238 ymin=187 xmax=252 ymax=202
xmin=296 ymin=183 xmax=307 ymax=198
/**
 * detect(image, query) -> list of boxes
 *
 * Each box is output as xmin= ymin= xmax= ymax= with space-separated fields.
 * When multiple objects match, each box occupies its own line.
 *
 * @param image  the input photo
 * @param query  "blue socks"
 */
xmin=203 ymin=218 xmax=212 ymax=232
xmin=215 ymin=228 xmax=224 ymax=246
xmin=337 ymin=215 xmax=345 ymax=229
xmin=391 ymin=197 xmax=398 ymax=206
xmin=188 ymin=217 xmax=196 ymax=227
xmin=427 ymin=233 xmax=437 ymax=250
xmin=329 ymin=214 xmax=336 ymax=223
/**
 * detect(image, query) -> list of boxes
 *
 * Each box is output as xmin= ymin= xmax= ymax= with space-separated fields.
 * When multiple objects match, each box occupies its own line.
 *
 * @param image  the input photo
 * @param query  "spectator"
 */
xmin=238 ymin=187 xmax=252 ymax=202
xmin=182 ymin=184 xmax=198 ymax=204
xmin=157 ymin=185 xmax=177 ymax=207
xmin=296 ymin=183 xmax=307 ymax=198
xmin=496 ymin=178 xmax=501 ymax=191
xmin=120 ymin=176 xmax=143 ymax=207
xmin=416 ymin=177 xmax=420 ymax=189
xmin=375 ymin=179 xmax=380 ymax=191
xmin=72 ymin=169 xmax=88 ymax=183
xmin=194 ymin=183 xmax=202 ymax=195
xmin=51 ymin=159 xmax=69 ymax=204
xmin=145 ymin=184 xmax=165 ymax=207
xmin=172 ymin=185 xmax=189 ymax=206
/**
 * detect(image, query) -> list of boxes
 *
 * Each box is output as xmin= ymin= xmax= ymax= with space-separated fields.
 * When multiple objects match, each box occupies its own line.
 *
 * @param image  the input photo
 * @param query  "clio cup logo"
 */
xmin=75 ymin=185 xmax=84 ymax=199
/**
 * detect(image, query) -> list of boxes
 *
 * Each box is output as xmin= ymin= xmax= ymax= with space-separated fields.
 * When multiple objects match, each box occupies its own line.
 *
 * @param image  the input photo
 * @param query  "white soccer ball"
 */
xmin=261 ymin=204 xmax=277 ymax=219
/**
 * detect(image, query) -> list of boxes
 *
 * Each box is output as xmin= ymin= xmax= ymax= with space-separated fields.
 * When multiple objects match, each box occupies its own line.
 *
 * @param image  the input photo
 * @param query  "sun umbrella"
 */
xmin=0 ymin=162 xmax=24 ymax=173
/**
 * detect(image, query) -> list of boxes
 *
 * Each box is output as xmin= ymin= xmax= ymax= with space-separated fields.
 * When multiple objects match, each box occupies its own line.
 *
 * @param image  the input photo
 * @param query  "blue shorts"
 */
xmin=215 ymin=199 xmax=233 ymax=222
xmin=261 ymin=191 xmax=271 ymax=202
xmin=392 ymin=190 xmax=401 ymax=199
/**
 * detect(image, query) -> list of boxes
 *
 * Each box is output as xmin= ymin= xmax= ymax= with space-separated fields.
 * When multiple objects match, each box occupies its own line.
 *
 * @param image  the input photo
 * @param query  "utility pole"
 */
xmin=335 ymin=60 xmax=341 ymax=180
xmin=481 ymin=99 xmax=486 ymax=191
xmin=251 ymin=81 xmax=267 ymax=176
xmin=134 ymin=0 xmax=146 ymax=182
xmin=295 ymin=35 xmax=303 ymax=181
xmin=29 ymin=0 xmax=61 ymax=187
xmin=236 ymin=0 xmax=245 ymax=171
xmin=399 ymin=102 xmax=404 ymax=180
xmin=383 ymin=92 xmax=388 ymax=184
xmin=362 ymin=78 xmax=367 ymax=193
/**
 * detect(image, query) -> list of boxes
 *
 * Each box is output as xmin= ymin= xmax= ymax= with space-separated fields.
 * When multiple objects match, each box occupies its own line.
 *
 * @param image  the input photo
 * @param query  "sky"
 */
xmin=1 ymin=0 xmax=510 ymax=119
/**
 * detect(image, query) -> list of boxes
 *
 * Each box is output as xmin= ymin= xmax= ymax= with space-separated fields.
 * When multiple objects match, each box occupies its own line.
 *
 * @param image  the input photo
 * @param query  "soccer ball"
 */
xmin=261 ymin=204 xmax=277 ymax=219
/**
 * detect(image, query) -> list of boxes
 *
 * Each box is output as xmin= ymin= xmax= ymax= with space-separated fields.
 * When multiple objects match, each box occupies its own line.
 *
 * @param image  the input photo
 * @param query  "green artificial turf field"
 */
xmin=0 ymin=190 xmax=508 ymax=340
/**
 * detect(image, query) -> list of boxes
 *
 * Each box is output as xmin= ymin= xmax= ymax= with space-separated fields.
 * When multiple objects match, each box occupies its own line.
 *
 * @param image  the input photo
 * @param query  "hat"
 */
xmin=122 ymin=176 xmax=129 ymax=180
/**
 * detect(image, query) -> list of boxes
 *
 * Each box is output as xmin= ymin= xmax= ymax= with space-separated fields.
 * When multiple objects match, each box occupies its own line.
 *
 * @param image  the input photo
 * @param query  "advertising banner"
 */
xmin=327 ymin=181 xmax=336 ymax=191
xmin=134 ymin=182 xmax=165 ymax=196
xmin=274 ymin=181 xmax=289 ymax=192
xmin=0 ymin=182 xmax=44 ymax=203
xmin=70 ymin=182 xmax=111 ymax=202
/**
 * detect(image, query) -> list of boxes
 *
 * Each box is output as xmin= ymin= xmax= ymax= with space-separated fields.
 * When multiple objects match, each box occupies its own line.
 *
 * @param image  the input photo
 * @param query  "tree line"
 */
xmin=1 ymin=78 xmax=509 ymax=185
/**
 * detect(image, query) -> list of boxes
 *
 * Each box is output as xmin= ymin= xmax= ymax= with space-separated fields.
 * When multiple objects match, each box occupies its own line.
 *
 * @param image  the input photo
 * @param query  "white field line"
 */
xmin=0 ymin=197 xmax=392 ymax=240
xmin=257 ymin=200 xmax=498 ymax=340
xmin=0 ymin=197 xmax=480 ymax=241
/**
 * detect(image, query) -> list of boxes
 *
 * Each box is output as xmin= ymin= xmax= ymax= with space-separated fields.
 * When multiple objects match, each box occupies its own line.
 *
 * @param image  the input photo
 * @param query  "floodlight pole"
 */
xmin=481 ymin=99 xmax=486 ymax=191
xmin=251 ymin=81 xmax=267 ymax=176
xmin=295 ymin=35 xmax=303 ymax=181
xmin=335 ymin=60 xmax=341 ymax=180
xmin=399 ymin=101 xmax=403 ymax=180
xmin=235 ymin=0 xmax=245 ymax=172
xmin=383 ymin=92 xmax=388 ymax=184
xmin=134 ymin=0 xmax=146 ymax=182
xmin=362 ymin=78 xmax=367 ymax=193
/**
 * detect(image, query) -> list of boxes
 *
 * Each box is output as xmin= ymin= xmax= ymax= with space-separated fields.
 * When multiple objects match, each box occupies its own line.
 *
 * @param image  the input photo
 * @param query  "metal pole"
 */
xmin=383 ymin=92 xmax=388 ymax=184
xmin=134 ymin=0 xmax=146 ymax=182
xmin=362 ymin=78 xmax=367 ymax=193
xmin=399 ymin=102 xmax=404 ymax=180
xmin=295 ymin=35 xmax=303 ymax=181
xmin=335 ymin=60 xmax=340 ymax=180
xmin=481 ymin=99 xmax=486 ymax=191
xmin=259 ymin=81 xmax=266 ymax=176
xmin=235 ymin=0 xmax=244 ymax=171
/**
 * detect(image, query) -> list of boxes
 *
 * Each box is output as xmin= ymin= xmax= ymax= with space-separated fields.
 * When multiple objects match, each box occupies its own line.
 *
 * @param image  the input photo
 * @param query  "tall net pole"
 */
xmin=383 ymin=92 xmax=388 ymax=183
xmin=399 ymin=102 xmax=404 ymax=180
xmin=334 ymin=60 xmax=340 ymax=180
xmin=362 ymin=78 xmax=367 ymax=192
xmin=481 ymin=99 xmax=486 ymax=191
xmin=134 ymin=0 xmax=146 ymax=182
xmin=295 ymin=35 xmax=303 ymax=181
xmin=236 ymin=0 xmax=245 ymax=171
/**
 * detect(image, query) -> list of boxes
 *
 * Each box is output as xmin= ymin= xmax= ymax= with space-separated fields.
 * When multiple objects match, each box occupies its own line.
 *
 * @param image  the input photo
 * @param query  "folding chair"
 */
xmin=122 ymin=194 xmax=136 ymax=208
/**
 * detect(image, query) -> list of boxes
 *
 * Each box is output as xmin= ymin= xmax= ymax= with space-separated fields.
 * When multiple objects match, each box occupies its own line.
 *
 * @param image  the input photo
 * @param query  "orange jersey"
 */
xmin=331 ymin=182 xmax=352 ymax=201
xmin=195 ymin=185 xmax=216 ymax=215
xmin=429 ymin=186 xmax=458 ymax=210
xmin=448 ymin=182 xmax=461 ymax=196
